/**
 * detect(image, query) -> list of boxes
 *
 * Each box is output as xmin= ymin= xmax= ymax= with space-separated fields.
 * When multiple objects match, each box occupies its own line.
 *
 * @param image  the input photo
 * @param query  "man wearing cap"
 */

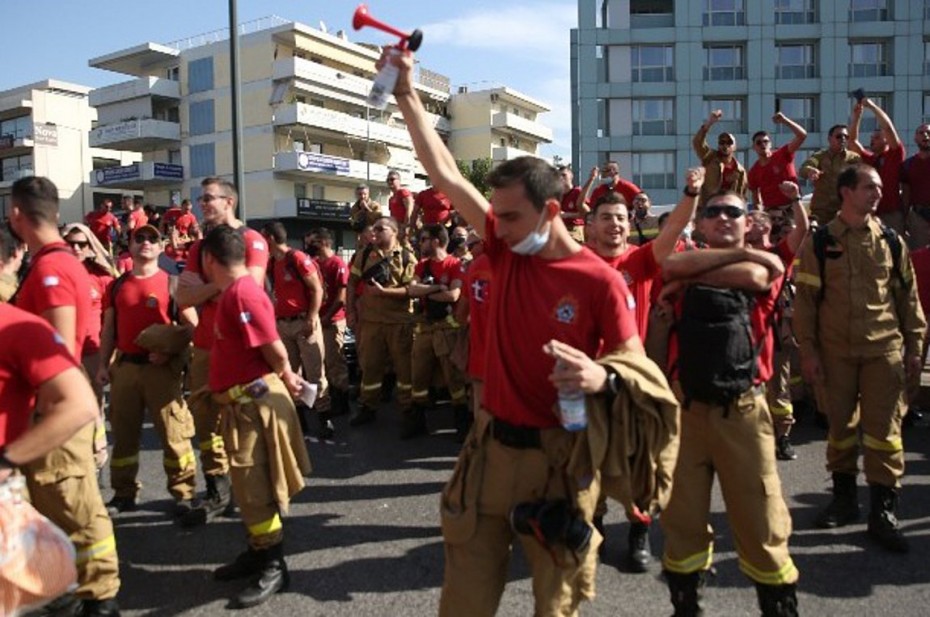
xmin=693 ymin=110 xmax=748 ymax=207
xmin=96 ymin=224 xmax=198 ymax=517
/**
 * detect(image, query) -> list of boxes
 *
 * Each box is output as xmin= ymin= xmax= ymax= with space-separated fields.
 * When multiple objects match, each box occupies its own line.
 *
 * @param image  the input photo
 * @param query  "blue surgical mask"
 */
xmin=510 ymin=208 xmax=551 ymax=256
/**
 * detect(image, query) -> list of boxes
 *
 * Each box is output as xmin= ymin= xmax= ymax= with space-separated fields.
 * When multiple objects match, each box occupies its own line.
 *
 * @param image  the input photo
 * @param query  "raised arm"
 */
xmin=848 ymin=103 xmax=867 ymax=156
xmin=774 ymin=112 xmax=808 ymax=153
xmin=650 ymin=168 xmax=703 ymax=263
xmin=865 ymin=98 xmax=901 ymax=149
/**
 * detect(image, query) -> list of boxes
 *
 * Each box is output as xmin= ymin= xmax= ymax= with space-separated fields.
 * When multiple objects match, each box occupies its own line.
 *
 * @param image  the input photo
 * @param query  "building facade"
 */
xmin=571 ymin=0 xmax=930 ymax=205
xmin=449 ymin=86 xmax=552 ymax=163
xmin=0 ymin=80 xmax=139 ymax=223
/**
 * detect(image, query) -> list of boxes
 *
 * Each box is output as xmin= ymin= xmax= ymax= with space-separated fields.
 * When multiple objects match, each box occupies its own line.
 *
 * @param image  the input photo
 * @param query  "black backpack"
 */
xmin=676 ymin=285 xmax=764 ymax=406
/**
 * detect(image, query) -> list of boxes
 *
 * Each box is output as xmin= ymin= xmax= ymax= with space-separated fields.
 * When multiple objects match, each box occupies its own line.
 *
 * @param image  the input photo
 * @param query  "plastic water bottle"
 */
xmin=367 ymin=50 xmax=399 ymax=110
xmin=556 ymin=361 xmax=588 ymax=431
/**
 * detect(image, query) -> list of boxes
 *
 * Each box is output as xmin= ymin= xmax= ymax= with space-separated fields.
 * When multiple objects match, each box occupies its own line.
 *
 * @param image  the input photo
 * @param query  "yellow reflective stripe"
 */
xmin=248 ymin=513 xmax=282 ymax=538
xmin=662 ymin=547 xmax=713 ymax=574
xmin=361 ymin=382 xmax=381 ymax=391
xmin=164 ymin=451 xmax=197 ymax=470
xmin=449 ymin=388 xmax=467 ymax=400
xmin=395 ymin=382 xmax=412 ymax=391
xmin=788 ymin=376 xmax=803 ymax=386
xmin=199 ymin=436 xmax=224 ymax=451
xmin=863 ymin=433 xmax=903 ymax=453
xmin=828 ymin=434 xmax=859 ymax=451
xmin=739 ymin=557 xmax=798 ymax=585
xmin=795 ymin=272 xmax=821 ymax=288
xmin=75 ymin=535 xmax=117 ymax=565
xmin=411 ymin=389 xmax=430 ymax=398
xmin=769 ymin=404 xmax=794 ymax=417
xmin=93 ymin=424 xmax=107 ymax=441
xmin=110 ymin=454 xmax=139 ymax=468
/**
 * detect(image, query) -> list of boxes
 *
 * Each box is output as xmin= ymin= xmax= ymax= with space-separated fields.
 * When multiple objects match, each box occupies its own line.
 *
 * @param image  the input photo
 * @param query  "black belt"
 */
xmin=278 ymin=313 xmax=308 ymax=322
xmin=119 ymin=353 xmax=150 ymax=365
xmin=490 ymin=417 xmax=542 ymax=449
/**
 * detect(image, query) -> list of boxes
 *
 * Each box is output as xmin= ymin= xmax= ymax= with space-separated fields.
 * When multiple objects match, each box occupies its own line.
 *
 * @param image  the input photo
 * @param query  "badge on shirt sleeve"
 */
xmin=240 ymin=311 xmax=252 ymax=324
xmin=252 ymin=241 xmax=266 ymax=251
xmin=42 ymin=275 xmax=60 ymax=287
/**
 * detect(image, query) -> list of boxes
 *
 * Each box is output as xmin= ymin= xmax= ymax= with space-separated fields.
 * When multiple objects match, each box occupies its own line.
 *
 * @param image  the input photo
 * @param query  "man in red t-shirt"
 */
xmin=850 ymin=98 xmax=907 ymax=235
xmin=163 ymin=199 xmax=201 ymax=262
xmin=261 ymin=221 xmax=331 ymax=439
xmin=0 ymin=303 xmax=98 ymax=484
xmin=177 ymin=176 xmax=269 ymax=526
xmin=389 ymin=49 xmax=645 ymax=615
xmin=127 ymin=197 xmax=148 ymax=235
xmin=96 ymin=224 xmax=198 ymax=517
xmin=659 ymin=191 xmax=797 ymax=615
xmin=581 ymin=160 xmax=642 ymax=211
xmin=8 ymin=176 xmax=121 ymax=615
xmin=412 ymin=185 xmax=454 ymax=229
xmin=306 ymin=228 xmax=351 ymax=417
xmin=902 ymin=123 xmax=930 ymax=249
xmin=406 ymin=224 xmax=467 ymax=439
xmin=199 ymin=225 xmax=311 ymax=609
xmin=557 ymin=165 xmax=587 ymax=243
xmin=748 ymin=111 xmax=808 ymax=234
xmin=85 ymin=198 xmax=122 ymax=250
xmin=387 ymin=170 xmax=414 ymax=236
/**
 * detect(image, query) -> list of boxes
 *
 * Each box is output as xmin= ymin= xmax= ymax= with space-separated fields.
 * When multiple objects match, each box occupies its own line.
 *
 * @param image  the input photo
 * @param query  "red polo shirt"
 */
xmin=415 ymin=188 xmax=453 ymax=225
xmin=317 ymin=253 xmax=349 ymax=322
xmin=270 ymin=250 xmax=319 ymax=318
xmin=103 ymin=269 xmax=172 ymax=355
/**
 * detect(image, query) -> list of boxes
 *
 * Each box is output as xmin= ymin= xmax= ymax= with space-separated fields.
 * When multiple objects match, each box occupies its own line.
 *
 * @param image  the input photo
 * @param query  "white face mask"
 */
xmin=510 ymin=208 xmax=551 ymax=256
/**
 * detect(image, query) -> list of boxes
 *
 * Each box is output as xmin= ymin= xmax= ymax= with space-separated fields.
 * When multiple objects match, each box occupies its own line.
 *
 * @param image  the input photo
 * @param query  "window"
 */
xmin=703 ymin=98 xmax=746 ymax=134
xmin=858 ymin=94 xmax=890 ymax=134
xmin=311 ymin=184 xmax=325 ymax=200
xmin=703 ymin=0 xmax=745 ymax=26
xmin=168 ymin=149 xmax=182 ymax=165
xmin=849 ymin=41 xmax=889 ymax=78
xmin=704 ymin=45 xmax=745 ymax=81
xmin=0 ymin=154 xmax=32 ymax=181
xmin=775 ymin=0 xmax=816 ymax=24
xmin=189 ymin=100 xmax=215 ymax=136
xmin=166 ymin=66 xmax=180 ymax=81
xmin=776 ymin=43 xmax=817 ymax=79
xmin=294 ymin=183 xmax=307 ymax=199
xmin=633 ymin=152 xmax=675 ymax=190
xmin=189 ymin=143 xmax=215 ymax=178
xmin=849 ymin=0 xmax=889 ymax=22
xmin=925 ymin=41 xmax=930 ymax=76
xmin=631 ymin=46 xmax=674 ymax=83
xmin=632 ymin=99 xmax=674 ymax=136
xmin=0 ymin=116 xmax=31 ymax=140
xmin=630 ymin=0 xmax=674 ymax=28
xmin=91 ymin=157 xmax=119 ymax=170
xmin=187 ymin=57 xmax=214 ymax=94
xmin=775 ymin=96 xmax=817 ymax=132
xmin=923 ymin=94 xmax=930 ymax=124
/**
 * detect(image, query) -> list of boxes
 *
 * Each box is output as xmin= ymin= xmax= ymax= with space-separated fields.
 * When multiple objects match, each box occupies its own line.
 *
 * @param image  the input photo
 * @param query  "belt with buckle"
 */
xmin=490 ymin=417 xmax=542 ymax=449
xmin=119 ymin=352 xmax=150 ymax=365
xmin=278 ymin=313 xmax=308 ymax=322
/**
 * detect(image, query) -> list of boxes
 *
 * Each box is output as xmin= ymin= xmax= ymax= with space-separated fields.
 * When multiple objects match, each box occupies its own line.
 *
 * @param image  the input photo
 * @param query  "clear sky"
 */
xmin=1 ymin=0 xmax=577 ymax=161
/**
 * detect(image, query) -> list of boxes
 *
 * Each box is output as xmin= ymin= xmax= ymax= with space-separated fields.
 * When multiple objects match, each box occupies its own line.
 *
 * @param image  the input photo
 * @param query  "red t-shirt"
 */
xmin=588 ymin=177 xmax=641 ymax=208
xmin=414 ymin=255 xmax=463 ymax=318
xmin=600 ymin=244 xmax=658 ymax=338
xmin=163 ymin=209 xmax=198 ymax=234
xmin=13 ymin=242 xmax=92 ymax=358
xmin=210 ymin=276 xmax=280 ymax=392
xmin=561 ymin=187 xmax=584 ymax=228
xmin=415 ymin=188 xmax=453 ymax=225
xmin=911 ymin=247 xmax=930 ymax=317
xmin=0 ymin=304 xmax=79 ymax=445
xmin=748 ymin=145 xmax=798 ymax=209
xmin=271 ymin=250 xmax=318 ymax=318
xmin=103 ymin=269 xmax=172 ymax=355
xmin=185 ymin=228 xmax=269 ymax=350
xmin=720 ymin=158 xmax=739 ymax=192
xmin=317 ymin=254 xmax=348 ymax=322
xmin=861 ymin=143 xmax=906 ymax=215
xmin=85 ymin=210 xmax=120 ymax=246
xmin=83 ymin=264 xmax=114 ymax=356
xmin=465 ymin=253 xmax=492 ymax=380
xmin=389 ymin=188 xmax=413 ymax=224
xmin=901 ymin=154 xmax=930 ymax=206
xmin=116 ymin=252 xmax=133 ymax=274
xmin=482 ymin=214 xmax=638 ymax=428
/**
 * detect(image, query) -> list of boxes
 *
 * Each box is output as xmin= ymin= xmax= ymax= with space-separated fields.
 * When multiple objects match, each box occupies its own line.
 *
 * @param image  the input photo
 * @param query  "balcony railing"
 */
xmin=273 ymin=103 xmax=413 ymax=148
xmin=491 ymin=112 xmax=553 ymax=143
xmin=89 ymin=77 xmax=180 ymax=108
xmin=89 ymin=118 xmax=180 ymax=150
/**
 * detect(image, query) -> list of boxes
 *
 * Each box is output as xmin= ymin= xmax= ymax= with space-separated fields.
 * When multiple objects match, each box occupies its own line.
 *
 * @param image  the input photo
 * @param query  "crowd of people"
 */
xmin=2 ymin=46 xmax=930 ymax=617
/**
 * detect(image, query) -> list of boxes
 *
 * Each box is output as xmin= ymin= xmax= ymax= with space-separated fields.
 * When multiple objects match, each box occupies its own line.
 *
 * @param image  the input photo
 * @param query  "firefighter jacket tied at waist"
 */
xmin=568 ymin=350 xmax=681 ymax=518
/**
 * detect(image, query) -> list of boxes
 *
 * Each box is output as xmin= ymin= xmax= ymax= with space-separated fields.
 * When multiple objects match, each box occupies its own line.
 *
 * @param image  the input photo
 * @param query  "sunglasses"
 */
xmin=833 ymin=133 xmax=849 ymax=140
xmin=755 ymin=139 xmax=771 ymax=146
xmin=67 ymin=240 xmax=90 ymax=249
xmin=718 ymin=140 xmax=734 ymax=146
xmin=134 ymin=234 xmax=160 ymax=244
xmin=702 ymin=205 xmax=745 ymax=220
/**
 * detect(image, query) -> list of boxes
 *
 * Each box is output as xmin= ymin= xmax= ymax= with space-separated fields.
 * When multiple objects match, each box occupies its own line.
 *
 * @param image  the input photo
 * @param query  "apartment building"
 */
xmin=571 ymin=0 xmax=930 ymax=205
xmin=87 ymin=16 xmax=551 ymax=247
xmin=0 ymin=80 xmax=138 ymax=223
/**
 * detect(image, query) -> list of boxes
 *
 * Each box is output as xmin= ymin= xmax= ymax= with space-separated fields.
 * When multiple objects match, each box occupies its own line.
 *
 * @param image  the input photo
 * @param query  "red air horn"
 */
xmin=352 ymin=4 xmax=423 ymax=51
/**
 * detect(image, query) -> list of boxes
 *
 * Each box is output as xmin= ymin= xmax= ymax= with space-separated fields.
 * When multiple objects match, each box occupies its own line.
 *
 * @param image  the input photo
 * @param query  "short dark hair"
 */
xmin=133 ymin=196 xmax=144 ymax=207
xmin=261 ymin=221 xmax=288 ymax=245
xmin=751 ymin=130 xmax=769 ymax=143
xmin=374 ymin=216 xmax=399 ymax=232
xmin=386 ymin=170 xmax=400 ymax=181
xmin=591 ymin=191 xmax=628 ymax=216
xmin=201 ymin=224 xmax=245 ymax=266
xmin=556 ymin=164 xmax=572 ymax=174
xmin=11 ymin=176 xmax=59 ymax=225
xmin=828 ymin=124 xmax=848 ymax=138
xmin=420 ymin=223 xmax=449 ymax=246
xmin=0 ymin=225 xmax=21 ymax=263
xmin=836 ymin=163 xmax=874 ymax=200
xmin=201 ymin=176 xmax=238 ymax=202
xmin=705 ymin=190 xmax=747 ymax=209
xmin=486 ymin=156 xmax=561 ymax=213
xmin=311 ymin=227 xmax=334 ymax=245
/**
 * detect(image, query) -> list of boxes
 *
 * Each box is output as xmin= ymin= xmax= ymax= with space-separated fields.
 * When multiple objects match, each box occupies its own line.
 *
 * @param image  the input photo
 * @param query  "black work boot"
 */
xmin=815 ymin=472 xmax=859 ymax=528
xmin=452 ymin=404 xmax=472 ymax=443
xmin=400 ymin=405 xmax=428 ymax=440
xmin=627 ymin=521 xmax=652 ymax=573
xmin=775 ymin=434 xmax=797 ymax=461
xmin=349 ymin=404 xmax=377 ymax=427
xmin=80 ymin=597 xmax=121 ymax=617
xmin=214 ymin=547 xmax=263 ymax=581
xmin=294 ymin=402 xmax=312 ymax=436
xmin=329 ymin=388 xmax=350 ymax=417
xmin=316 ymin=411 xmax=335 ymax=440
xmin=233 ymin=544 xmax=289 ymax=609
xmin=867 ymin=484 xmax=909 ymax=553
xmin=664 ymin=569 xmax=706 ymax=617
xmin=180 ymin=474 xmax=232 ymax=528
xmin=755 ymin=583 xmax=799 ymax=617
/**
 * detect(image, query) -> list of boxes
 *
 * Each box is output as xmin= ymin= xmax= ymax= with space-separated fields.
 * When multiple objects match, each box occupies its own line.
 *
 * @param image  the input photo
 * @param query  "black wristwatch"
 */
xmin=683 ymin=187 xmax=700 ymax=198
xmin=0 ymin=445 xmax=17 ymax=471
xmin=605 ymin=367 xmax=621 ymax=396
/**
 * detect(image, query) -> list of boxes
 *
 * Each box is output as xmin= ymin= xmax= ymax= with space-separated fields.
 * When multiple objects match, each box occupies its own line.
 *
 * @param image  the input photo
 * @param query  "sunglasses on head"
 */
xmin=702 ymin=205 xmax=745 ymax=220
xmin=134 ymin=234 xmax=159 ymax=244
xmin=67 ymin=240 xmax=90 ymax=249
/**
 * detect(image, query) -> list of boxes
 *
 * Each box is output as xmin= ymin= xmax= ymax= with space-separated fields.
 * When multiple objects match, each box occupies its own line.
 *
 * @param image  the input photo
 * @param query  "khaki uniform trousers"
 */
xmin=767 ymin=337 xmax=798 ymax=438
xmin=817 ymin=350 xmax=907 ymax=488
xmin=108 ymin=357 xmax=196 ymax=501
xmin=438 ymin=410 xmax=602 ymax=617
xmin=412 ymin=320 xmax=468 ymax=407
xmin=358 ymin=321 xmax=412 ymax=411
xmin=25 ymin=422 xmax=121 ymax=600
xmin=661 ymin=387 xmax=798 ymax=587
xmin=644 ymin=305 xmax=674 ymax=374
xmin=277 ymin=316 xmax=330 ymax=413
xmin=323 ymin=319 xmax=350 ymax=392
xmin=81 ymin=353 xmax=109 ymax=470
xmin=217 ymin=375 xmax=309 ymax=550
xmin=188 ymin=346 xmax=228 ymax=477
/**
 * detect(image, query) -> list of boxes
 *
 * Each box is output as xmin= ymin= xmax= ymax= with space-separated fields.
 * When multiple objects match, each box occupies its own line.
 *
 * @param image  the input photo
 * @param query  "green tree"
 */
xmin=455 ymin=157 xmax=494 ymax=198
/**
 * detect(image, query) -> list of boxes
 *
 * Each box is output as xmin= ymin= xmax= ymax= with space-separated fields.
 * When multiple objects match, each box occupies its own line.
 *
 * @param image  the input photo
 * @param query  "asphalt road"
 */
xmin=106 ymin=401 xmax=930 ymax=616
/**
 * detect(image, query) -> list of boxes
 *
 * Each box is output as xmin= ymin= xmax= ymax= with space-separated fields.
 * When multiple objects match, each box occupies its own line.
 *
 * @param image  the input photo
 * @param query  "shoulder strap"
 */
xmin=107 ymin=272 xmax=132 ymax=327
xmin=878 ymin=222 xmax=906 ymax=290
xmin=812 ymin=224 xmax=830 ymax=304
xmin=167 ymin=274 xmax=180 ymax=323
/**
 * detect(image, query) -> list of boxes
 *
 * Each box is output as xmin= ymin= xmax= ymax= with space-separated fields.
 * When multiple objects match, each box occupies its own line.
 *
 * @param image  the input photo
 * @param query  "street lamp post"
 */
xmin=229 ymin=0 xmax=246 ymax=221
xmin=366 ymin=104 xmax=371 ymax=185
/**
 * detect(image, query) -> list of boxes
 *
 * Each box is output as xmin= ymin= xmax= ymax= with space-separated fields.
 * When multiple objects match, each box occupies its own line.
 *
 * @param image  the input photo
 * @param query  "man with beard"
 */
xmin=693 ymin=110 xmax=748 ymax=206
xmin=901 ymin=123 xmax=930 ymax=248
xmin=175 ymin=177 xmax=269 ymax=526
xmin=849 ymin=98 xmax=906 ymax=235
xmin=349 ymin=184 xmax=382 ymax=232
xmin=581 ymin=159 xmax=642 ymax=211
